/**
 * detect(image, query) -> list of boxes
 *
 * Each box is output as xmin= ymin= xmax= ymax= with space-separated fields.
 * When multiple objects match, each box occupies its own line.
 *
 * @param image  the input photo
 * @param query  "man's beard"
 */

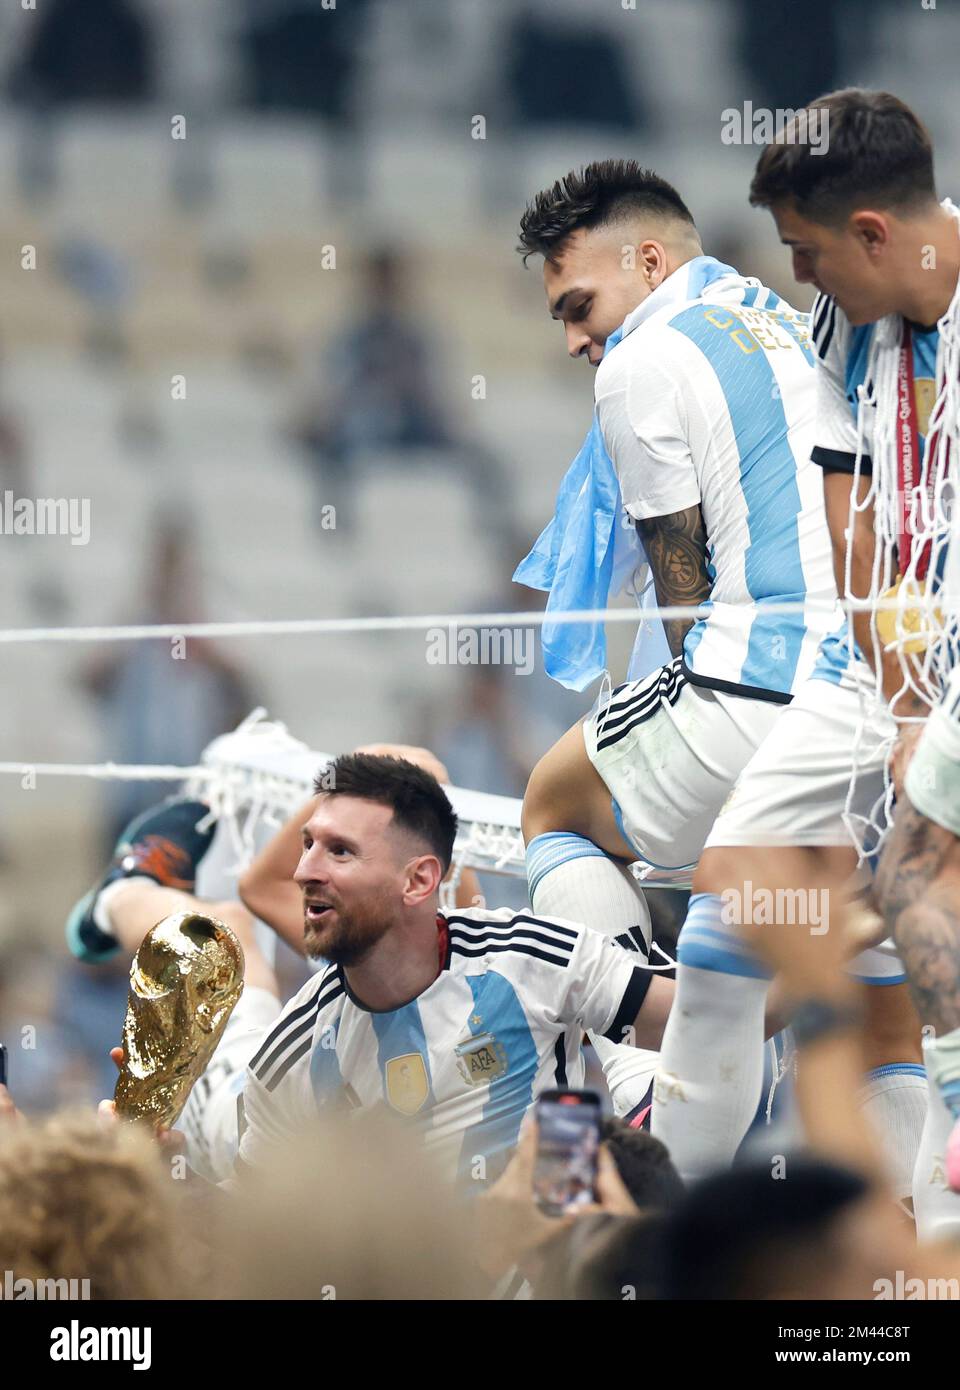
xmin=302 ymin=897 xmax=394 ymax=966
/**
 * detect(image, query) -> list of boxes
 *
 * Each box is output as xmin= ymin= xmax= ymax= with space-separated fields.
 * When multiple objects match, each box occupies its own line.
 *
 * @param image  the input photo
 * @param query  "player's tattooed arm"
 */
xmin=875 ymin=797 xmax=960 ymax=1036
xmin=635 ymin=506 xmax=711 ymax=659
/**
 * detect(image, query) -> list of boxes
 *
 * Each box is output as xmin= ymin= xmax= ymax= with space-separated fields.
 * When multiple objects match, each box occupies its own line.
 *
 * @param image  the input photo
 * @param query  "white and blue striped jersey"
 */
xmin=596 ymin=256 xmax=838 ymax=704
xmin=235 ymin=906 xmax=650 ymax=1186
xmin=808 ymin=291 xmax=942 ymax=686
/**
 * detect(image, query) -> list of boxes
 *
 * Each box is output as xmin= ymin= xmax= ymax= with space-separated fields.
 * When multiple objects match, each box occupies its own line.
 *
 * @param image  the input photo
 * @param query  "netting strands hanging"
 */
xmin=843 ymin=219 xmax=960 ymax=855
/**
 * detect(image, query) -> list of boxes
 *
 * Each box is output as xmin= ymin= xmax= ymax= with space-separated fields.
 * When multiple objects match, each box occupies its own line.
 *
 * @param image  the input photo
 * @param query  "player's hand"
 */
xmin=473 ymin=1119 xmax=576 ymax=1281
xmin=841 ymin=899 xmax=888 ymax=958
xmin=100 ymin=1048 xmax=184 ymax=1154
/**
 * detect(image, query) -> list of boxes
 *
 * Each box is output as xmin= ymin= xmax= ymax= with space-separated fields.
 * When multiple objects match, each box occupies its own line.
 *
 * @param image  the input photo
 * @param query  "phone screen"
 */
xmin=0 ymin=1044 xmax=7 ymax=1087
xmin=533 ymin=1089 xmax=601 ymax=1216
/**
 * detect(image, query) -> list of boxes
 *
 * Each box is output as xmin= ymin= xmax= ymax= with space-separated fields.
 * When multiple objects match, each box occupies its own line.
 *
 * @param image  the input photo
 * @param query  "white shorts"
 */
xmin=583 ymin=657 xmax=785 ymax=871
xmin=705 ymin=663 xmax=904 ymax=986
xmin=705 ymin=661 xmax=896 ymax=850
xmin=179 ymin=985 xmax=282 ymax=1183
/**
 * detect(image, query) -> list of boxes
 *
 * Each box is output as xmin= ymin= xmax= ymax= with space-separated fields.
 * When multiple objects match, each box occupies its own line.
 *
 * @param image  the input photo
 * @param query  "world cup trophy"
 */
xmin=114 ymin=912 xmax=245 ymax=1131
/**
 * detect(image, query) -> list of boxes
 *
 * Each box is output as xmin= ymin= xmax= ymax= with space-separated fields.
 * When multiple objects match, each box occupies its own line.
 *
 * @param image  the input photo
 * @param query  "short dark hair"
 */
xmin=518 ymin=159 xmax=698 ymax=264
xmin=600 ymin=1119 xmax=684 ymax=1211
xmin=749 ymin=89 xmax=936 ymax=225
xmin=314 ymin=753 xmax=458 ymax=874
xmin=660 ymin=1158 xmax=869 ymax=1299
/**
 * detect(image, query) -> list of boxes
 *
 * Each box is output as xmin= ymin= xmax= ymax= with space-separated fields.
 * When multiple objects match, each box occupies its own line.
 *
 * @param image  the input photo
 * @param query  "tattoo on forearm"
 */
xmin=636 ymin=508 xmax=711 ymax=659
xmin=894 ymin=888 xmax=960 ymax=1037
xmin=876 ymin=799 xmax=960 ymax=1034
xmin=876 ymin=800 xmax=953 ymax=928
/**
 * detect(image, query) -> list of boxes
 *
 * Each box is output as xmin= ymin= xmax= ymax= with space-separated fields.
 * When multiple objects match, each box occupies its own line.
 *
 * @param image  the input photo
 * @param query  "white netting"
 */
xmin=844 ymin=211 xmax=960 ymax=855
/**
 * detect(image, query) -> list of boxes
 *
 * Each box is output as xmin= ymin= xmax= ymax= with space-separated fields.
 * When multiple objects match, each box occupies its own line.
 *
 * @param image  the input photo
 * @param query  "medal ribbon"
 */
xmin=897 ymin=322 xmax=926 ymax=578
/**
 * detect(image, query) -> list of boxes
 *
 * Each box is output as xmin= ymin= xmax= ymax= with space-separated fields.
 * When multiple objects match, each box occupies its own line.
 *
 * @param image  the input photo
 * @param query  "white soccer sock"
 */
xmin=525 ymin=832 xmax=651 ymax=946
xmin=652 ymin=893 xmax=770 ymax=1184
xmin=858 ymin=1064 xmax=928 ymax=1207
xmin=914 ymin=1040 xmax=960 ymax=1241
xmin=92 ymin=875 xmax=152 ymax=937
xmin=526 ymin=832 xmax=656 ymax=1111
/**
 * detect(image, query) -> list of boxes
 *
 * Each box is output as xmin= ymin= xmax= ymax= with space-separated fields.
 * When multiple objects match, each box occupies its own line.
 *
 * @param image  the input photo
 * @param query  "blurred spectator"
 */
xmin=433 ymin=665 xmax=536 ymax=803
xmin=660 ymin=1159 xmax=891 ymax=1299
xmin=216 ymin=1111 xmax=482 ymax=1300
xmin=293 ymin=248 xmax=447 ymax=513
xmin=599 ymin=1118 xmax=685 ymax=1212
xmin=0 ymin=948 xmax=99 ymax=1116
xmin=55 ymin=956 xmax=132 ymax=1107
xmin=0 ymin=1110 xmax=201 ymax=1299
xmin=9 ymin=0 xmax=154 ymax=107
xmin=81 ymin=516 xmax=254 ymax=847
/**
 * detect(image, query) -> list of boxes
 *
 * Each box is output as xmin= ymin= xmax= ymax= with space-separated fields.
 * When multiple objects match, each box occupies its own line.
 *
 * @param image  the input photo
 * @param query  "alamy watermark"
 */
xmin=720 ymin=102 xmax=829 ymax=156
xmin=425 ymin=624 xmax=534 ymax=676
xmin=720 ymin=883 xmax=829 ymax=934
xmin=874 ymin=1271 xmax=960 ymax=1300
xmin=2 ymin=1269 xmax=91 ymax=1299
xmin=0 ymin=491 xmax=90 ymax=545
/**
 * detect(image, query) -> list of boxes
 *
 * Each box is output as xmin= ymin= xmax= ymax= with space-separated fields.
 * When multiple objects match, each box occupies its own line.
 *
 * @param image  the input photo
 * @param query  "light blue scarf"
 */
xmin=513 ymin=258 xmax=739 ymax=690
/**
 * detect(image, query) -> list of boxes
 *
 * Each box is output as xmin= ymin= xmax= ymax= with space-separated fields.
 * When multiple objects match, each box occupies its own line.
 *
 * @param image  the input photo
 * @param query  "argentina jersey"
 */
xmin=596 ymin=256 xmax=838 ymax=703
xmin=809 ymin=290 xmax=941 ymax=686
xmin=236 ymin=906 xmax=650 ymax=1187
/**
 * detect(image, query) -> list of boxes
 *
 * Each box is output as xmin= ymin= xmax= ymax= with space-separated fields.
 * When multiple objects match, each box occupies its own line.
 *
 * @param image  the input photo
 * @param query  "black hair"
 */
xmin=660 ymin=1158 xmax=869 ymax=1299
xmin=600 ymin=1118 xmax=685 ymax=1211
xmin=314 ymin=753 xmax=458 ymax=873
xmin=518 ymin=158 xmax=698 ymax=264
xmin=749 ymin=89 xmax=936 ymax=224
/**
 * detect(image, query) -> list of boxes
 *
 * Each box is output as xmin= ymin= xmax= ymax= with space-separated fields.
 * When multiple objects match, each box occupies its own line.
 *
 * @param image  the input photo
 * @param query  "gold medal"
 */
xmin=875 ymin=575 xmax=943 ymax=654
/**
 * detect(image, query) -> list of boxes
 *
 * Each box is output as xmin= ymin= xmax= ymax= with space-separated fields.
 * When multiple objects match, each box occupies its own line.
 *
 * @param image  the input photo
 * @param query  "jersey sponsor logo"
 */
xmin=384 ymin=1053 xmax=430 ymax=1115
xmin=455 ymin=1031 xmax=508 ymax=1087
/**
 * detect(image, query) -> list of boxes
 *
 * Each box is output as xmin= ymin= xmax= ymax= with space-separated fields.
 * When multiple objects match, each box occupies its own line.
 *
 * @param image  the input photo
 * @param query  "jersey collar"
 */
xmin=619 ymin=255 xmax=742 ymax=339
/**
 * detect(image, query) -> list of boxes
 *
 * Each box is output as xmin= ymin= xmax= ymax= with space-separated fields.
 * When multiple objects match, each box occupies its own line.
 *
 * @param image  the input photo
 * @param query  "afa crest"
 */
xmin=384 ymin=1053 xmax=430 ymax=1115
xmin=455 ymin=1031 xmax=508 ymax=1087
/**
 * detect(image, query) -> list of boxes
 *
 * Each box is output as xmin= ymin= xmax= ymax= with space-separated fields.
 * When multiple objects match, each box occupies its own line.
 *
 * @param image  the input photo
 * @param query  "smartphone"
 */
xmin=532 ymin=1089 xmax=602 ymax=1216
xmin=0 ymin=1043 xmax=7 ymax=1087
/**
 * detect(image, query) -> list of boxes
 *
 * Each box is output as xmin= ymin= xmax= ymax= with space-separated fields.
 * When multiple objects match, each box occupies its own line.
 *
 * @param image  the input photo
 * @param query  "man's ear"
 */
xmin=638 ymin=239 xmax=668 ymax=286
xmin=849 ymin=210 xmax=890 ymax=255
xmin=402 ymin=854 xmax=443 ymax=906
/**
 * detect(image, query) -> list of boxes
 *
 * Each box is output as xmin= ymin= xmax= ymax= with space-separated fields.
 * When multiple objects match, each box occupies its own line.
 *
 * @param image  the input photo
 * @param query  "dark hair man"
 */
xmin=514 ymin=157 xmax=838 ymax=1135
xmin=729 ymin=90 xmax=960 ymax=1227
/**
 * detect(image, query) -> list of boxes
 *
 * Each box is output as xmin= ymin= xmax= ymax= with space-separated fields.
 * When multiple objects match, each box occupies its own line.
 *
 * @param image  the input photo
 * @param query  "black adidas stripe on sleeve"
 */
xmin=601 ymin=965 xmax=652 ymax=1043
xmin=810 ymin=445 xmax=873 ymax=476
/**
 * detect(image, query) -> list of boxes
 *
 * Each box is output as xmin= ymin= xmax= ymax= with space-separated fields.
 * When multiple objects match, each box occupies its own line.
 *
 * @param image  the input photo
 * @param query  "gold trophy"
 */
xmin=114 ymin=912 xmax=244 ymax=1131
